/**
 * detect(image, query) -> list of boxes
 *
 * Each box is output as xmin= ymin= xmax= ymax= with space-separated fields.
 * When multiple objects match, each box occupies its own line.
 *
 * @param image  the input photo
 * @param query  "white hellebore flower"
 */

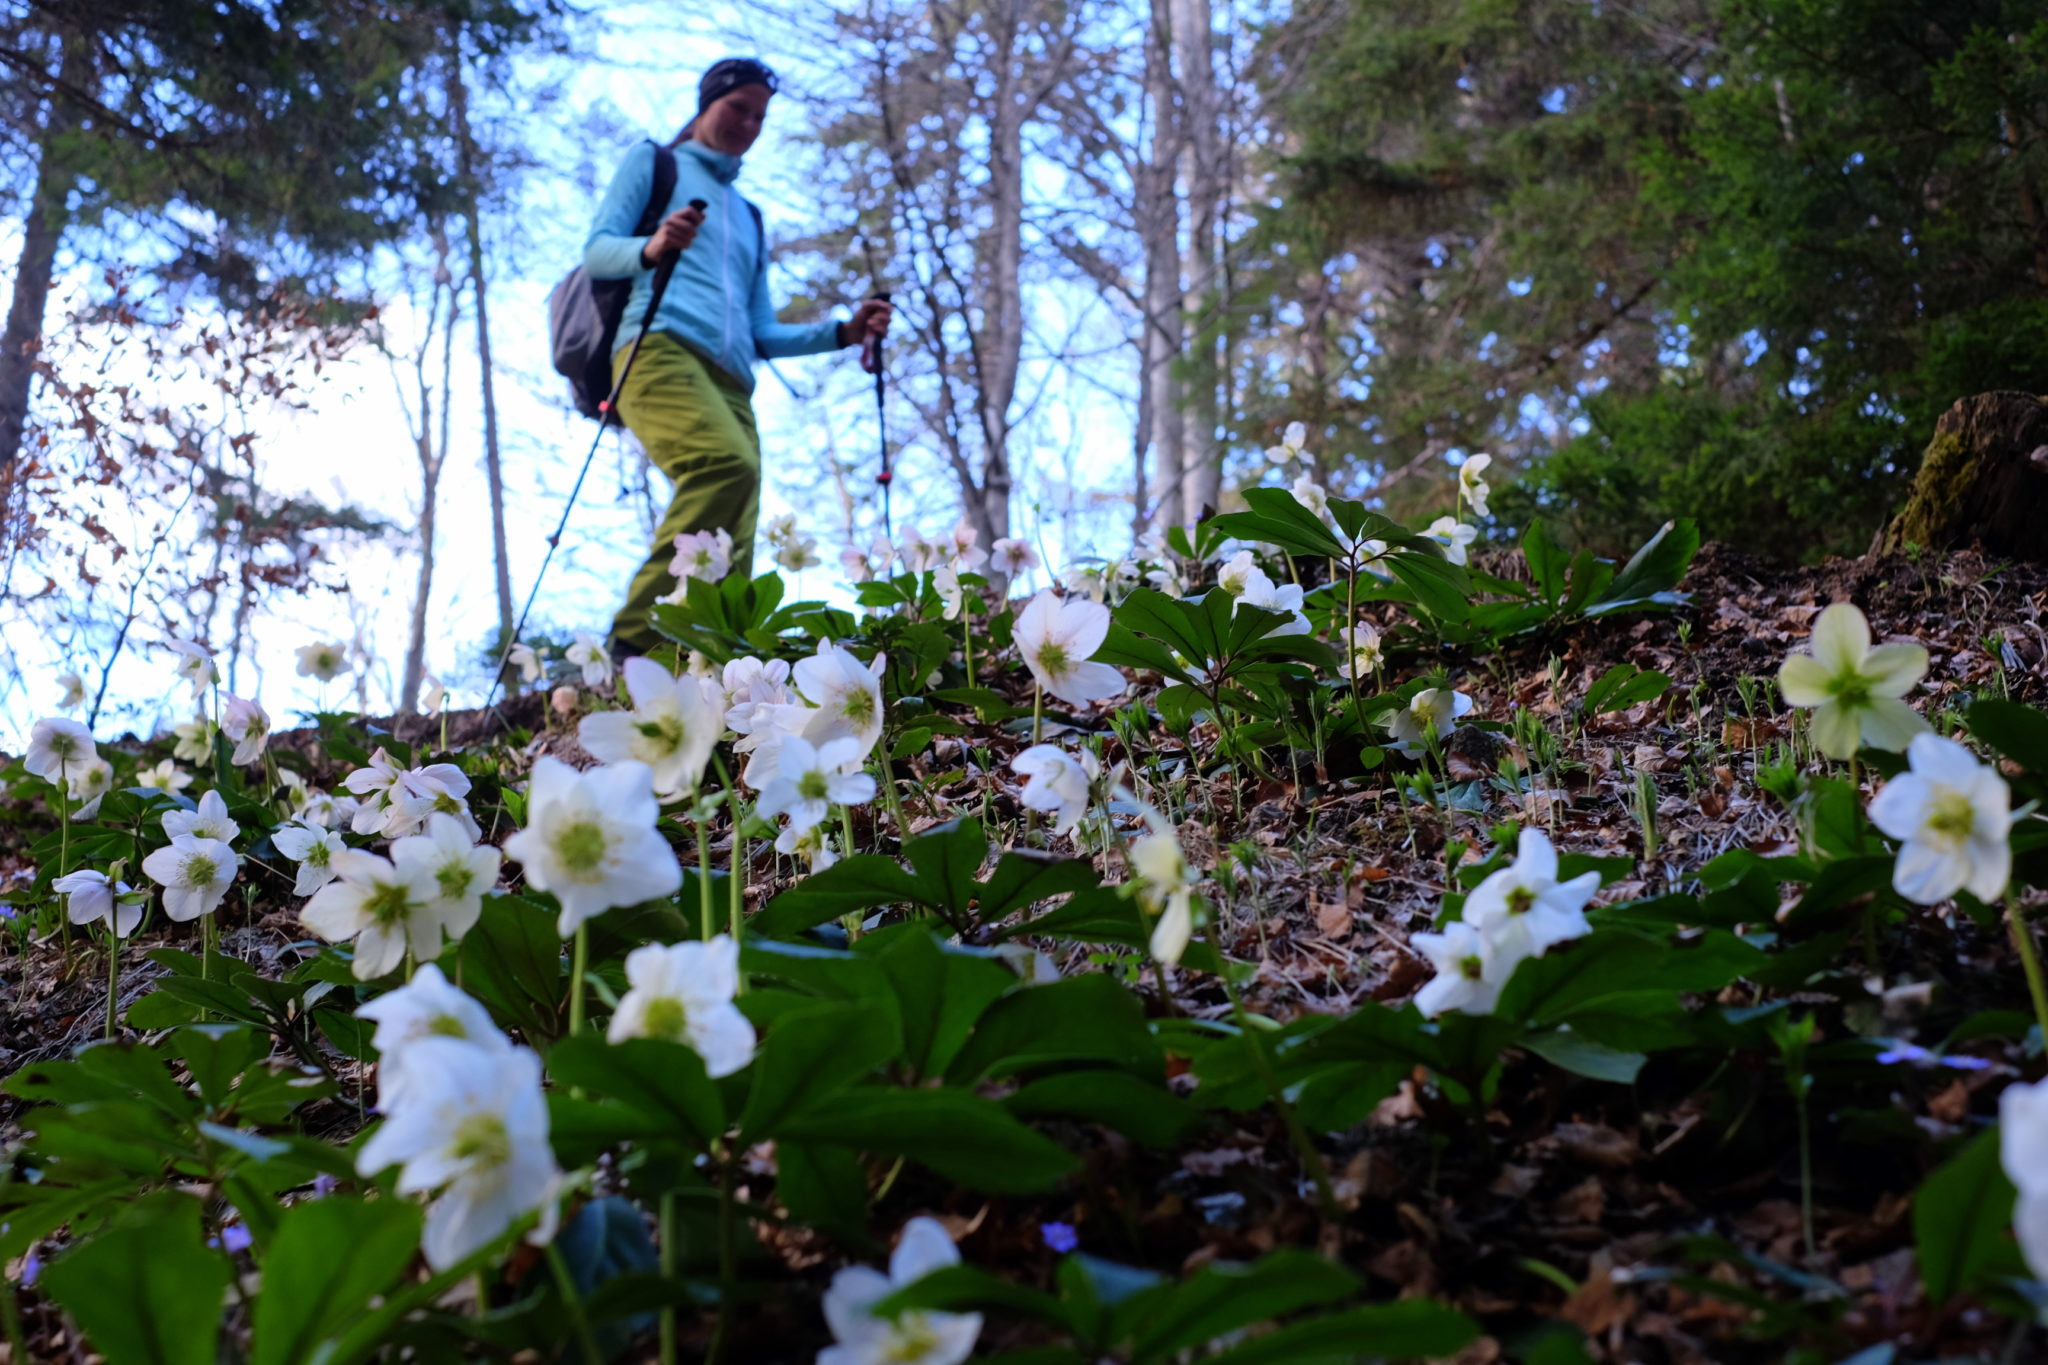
xmin=775 ymin=820 xmax=839 ymax=873
xmin=54 ymin=869 xmax=139 ymax=938
xmin=344 ymin=747 xmax=408 ymax=835
xmin=1424 ymin=515 xmax=1479 ymax=567
xmin=789 ymin=640 xmax=887 ymax=757
xmin=1265 ymin=420 xmax=1309 ymax=465
xmin=1059 ymin=561 xmax=1111 ymax=603
xmin=580 ymin=657 xmax=720 ymax=798
xmin=1462 ymin=827 xmax=1600 ymax=962
xmin=500 ymin=757 xmax=682 ymax=936
xmin=67 ymin=756 xmax=115 ymax=820
xmin=933 ymin=562 xmax=963 ymax=621
xmin=1868 ymin=733 xmax=2012 ymax=905
xmin=566 ymin=633 xmax=614 ymax=689
xmin=354 ymin=964 xmax=511 ymax=1112
xmin=164 ymin=788 xmax=241 ymax=845
xmin=300 ymin=848 xmax=448 ymax=981
xmin=391 ymin=812 xmax=500 ymax=939
xmin=818 ymin=1216 xmax=981 ymax=1365
xmin=1457 ymin=453 xmax=1492 ymax=519
xmin=1777 ymin=602 xmax=1929 ymax=760
xmin=756 ymin=735 xmax=878 ymax=834
xmin=507 ymin=642 xmax=544 ymax=684
xmin=2000 ymin=1078 xmax=2048 ymax=1284
xmin=420 ymin=675 xmax=447 ymax=716
xmin=354 ymin=1038 xmax=560 ymax=1271
xmin=671 ymin=527 xmax=734 ymax=583
xmin=166 ymin=638 xmax=217 ymax=700
xmin=25 ymin=717 xmax=96 ymax=785
xmin=1011 ymin=744 xmax=1098 ymax=836
xmin=990 ymin=537 xmax=1039 ymax=576
xmin=141 ymin=834 xmax=238 ymax=921
xmin=57 ymin=671 xmax=87 ymax=710
xmin=1291 ymin=474 xmax=1329 ymax=519
xmin=1129 ymin=811 xmax=1194 ymax=966
xmin=138 ymin=758 xmax=192 ymax=795
xmin=1411 ymin=919 xmax=1516 ymax=1017
xmin=171 ymin=716 xmax=212 ymax=764
xmin=384 ymin=763 xmax=482 ymax=841
xmin=1383 ymin=686 xmax=1475 ymax=748
xmin=776 ymin=533 xmax=823 ymax=574
xmin=1338 ymin=623 xmax=1383 ymax=681
xmin=272 ymin=820 xmax=349 ymax=897
xmin=220 ymin=693 xmax=270 ymax=766
xmin=1015 ymin=591 xmax=1125 ymax=709
xmin=608 ymin=936 xmax=757 ymax=1077
xmin=295 ymin=640 xmax=350 ymax=682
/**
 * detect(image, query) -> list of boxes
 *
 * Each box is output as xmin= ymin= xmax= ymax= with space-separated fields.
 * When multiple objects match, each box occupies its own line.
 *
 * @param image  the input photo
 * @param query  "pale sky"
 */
xmin=1 ymin=2 xmax=1138 ymax=748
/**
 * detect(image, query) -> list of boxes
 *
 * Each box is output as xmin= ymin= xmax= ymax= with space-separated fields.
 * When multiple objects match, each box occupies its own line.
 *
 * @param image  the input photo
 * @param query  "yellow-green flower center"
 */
xmin=306 ymin=841 xmax=331 ymax=869
xmin=882 ymin=1317 xmax=945 ymax=1362
xmin=432 ymin=791 xmax=463 ymax=816
xmin=798 ymin=770 xmax=832 ymax=803
xmin=1925 ymin=788 xmax=1977 ymax=846
xmin=642 ymin=995 xmax=688 ymax=1040
xmin=436 ymin=861 xmax=475 ymax=901
xmin=1506 ymin=885 xmax=1536 ymax=916
xmin=449 ymin=1113 xmax=511 ymax=1170
xmin=427 ymin=1012 xmax=469 ymax=1038
xmin=1459 ymin=953 xmax=1484 ymax=981
xmin=364 ymin=881 xmax=414 ymax=926
xmin=555 ymin=820 xmax=607 ymax=875
xmin=1037 ymin=642 xmax=1070 ymax=676
xmin=842 ymin=688 xmax=876 ymax=725
xmin=635 ymin=713 xmax=686 ymax=754
xmin=182 ymin=854 xmax=217 ymax=886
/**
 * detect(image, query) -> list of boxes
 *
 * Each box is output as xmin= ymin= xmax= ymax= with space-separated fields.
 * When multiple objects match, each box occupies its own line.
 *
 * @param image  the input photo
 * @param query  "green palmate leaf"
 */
xmin=977 ymin=850 xmax=1101 ymax=920
xmin=1200 ymin=1298 xmax=1482 ymax=1365
xmin=1208 ymin=487 xmax=1351 ymax=559
xmin=1112 ymin=589 xmax=1211 ymax=666
xmin=770 ymin=1087 xmax=1077 ymax=1193
xmin=459 ymin=894 xmax=567 ymax=1044
xmin=1588 ymin=518 xmax=1699 ymax=614
xmin=1094 ymin=622 xmax=1195 ymax=684
xmin=901 ymin=817 xmax=990 ymax=918
xmin=1582 ymin=663 xmax=1674 ymax=715
xmin=874 ymin=929 xmax=1015 ymax=1080
xmin=994 ymin=885 xmax=1150 ymax=947
xmin=251 ymin=1198 xmax=423 ymax=1365
xmin=1384 ymin=550 xmax=1473 ymax=624
xmin=1915 ymin=1127 xmax=2025 ymax=1306
xmin=1524 ymin=519 xmax=1568 ymax=602
xmin=546 ymin=1035 xmax=726 ymax=1153
xmin=1523 ymin=1029 xmax=1647 ymax=1084
xmin=1122 ymin=1249 xmax=1360 ymax=1361
xmin=739 ymin=1002 xmax=901 ymax=1141
xmin=876 ymin=1263 xmax=1076 ymax=1329
xmin=39 ymin=1192 xmax=229 ymax=1365
xmin=1967 ymin=699 xmax=2048 ymax=776
xmin=776 ymin=1141 xmax=873 ymax=1247
xmin=751 ymin=855 xmax=926 ymax=937
xmin=946 ymin=973 xmax=1163 ymax=1085
xmin=1003 ymin=1070 xmax=1202 ymax=1148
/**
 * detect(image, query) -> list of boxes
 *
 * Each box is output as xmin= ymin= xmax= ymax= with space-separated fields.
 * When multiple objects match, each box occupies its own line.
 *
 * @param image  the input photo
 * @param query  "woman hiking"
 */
xmin=584 ymin=57 xmax=893 ymax=654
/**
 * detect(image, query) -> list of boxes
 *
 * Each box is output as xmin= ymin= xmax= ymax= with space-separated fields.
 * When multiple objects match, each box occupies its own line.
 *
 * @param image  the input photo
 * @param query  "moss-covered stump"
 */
xmin=1875 ymin=391 xmax=2048 ymax=560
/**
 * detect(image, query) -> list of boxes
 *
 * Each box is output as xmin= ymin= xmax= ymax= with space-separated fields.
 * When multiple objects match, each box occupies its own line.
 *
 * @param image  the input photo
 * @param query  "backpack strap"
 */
xmin=632 ymin=141 xmax=677 ymax=243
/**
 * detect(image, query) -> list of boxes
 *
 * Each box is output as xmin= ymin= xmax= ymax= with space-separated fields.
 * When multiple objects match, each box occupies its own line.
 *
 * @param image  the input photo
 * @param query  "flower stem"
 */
xmin=1221 ymin=967 xmax=1340 ymax=1220
xmin=2009 ymin=895 xmax=2048 ymax=1047
xmin=697 ymin=814 xmax=714 ymax=942
xmin=659 ymin=1190 xmax=678 ymax=1365
xmin=104 ymin=924 xmax=120 ymax=1040
xmin=545 ymin=1242 xmax=604 ymax=1365
xmin=724 ymin=764 xmax=747 ymax=950
xmin=1032 ymin=683 xmax=1043 ymax=746
xmin=962 ymin=600 xmax=975 ymax=688
xmin=568 ymin=924 xmax=589 ymax=1037
xmin=706 ymin=1148 xmax=739 ymax=1365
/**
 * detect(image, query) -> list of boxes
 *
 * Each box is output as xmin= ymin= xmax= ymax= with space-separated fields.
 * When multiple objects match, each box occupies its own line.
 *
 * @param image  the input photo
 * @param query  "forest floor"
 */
xmin=5 ymin=542 xmax=2047 ymax=1363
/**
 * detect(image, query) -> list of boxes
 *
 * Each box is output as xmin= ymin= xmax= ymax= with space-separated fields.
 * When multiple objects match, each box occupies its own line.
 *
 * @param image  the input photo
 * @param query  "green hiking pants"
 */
xmin=608 ymin=332 xmax=760 ymax=651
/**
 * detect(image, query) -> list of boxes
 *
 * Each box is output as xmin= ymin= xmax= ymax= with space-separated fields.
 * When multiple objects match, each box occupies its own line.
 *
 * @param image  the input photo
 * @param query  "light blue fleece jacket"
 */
xmin=583 ymin=140 xmax=842 ymax=393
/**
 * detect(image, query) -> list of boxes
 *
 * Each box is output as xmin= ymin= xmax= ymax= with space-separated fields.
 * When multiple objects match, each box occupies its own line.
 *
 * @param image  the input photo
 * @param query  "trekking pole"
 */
xmin=485 ymin=200 xmax=707 ymax=712
xmin=859 ymin=290 xmax=893 ymax=535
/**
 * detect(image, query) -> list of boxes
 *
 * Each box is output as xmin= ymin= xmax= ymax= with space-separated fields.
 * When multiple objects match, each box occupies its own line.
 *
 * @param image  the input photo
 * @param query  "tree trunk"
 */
xmin=0 ymin=41 xmax=81 ymax=534
xmin=1172 ymin=0 xmax=1223 ymax=525
xmin=1138 ymin=0 xmax=1186 ymax=534
xmin=968 ymin=0 xmax=1028 ymax=551
xmin=447 ymin=35 xmax=514 ymax=647
xmin=1873 ymin=392 xmax=2048 ymax=561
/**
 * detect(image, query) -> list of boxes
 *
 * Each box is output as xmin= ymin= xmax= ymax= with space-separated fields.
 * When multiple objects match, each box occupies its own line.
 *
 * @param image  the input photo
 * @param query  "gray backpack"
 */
xmin=549 ymin=141 xmax=768 ymax=420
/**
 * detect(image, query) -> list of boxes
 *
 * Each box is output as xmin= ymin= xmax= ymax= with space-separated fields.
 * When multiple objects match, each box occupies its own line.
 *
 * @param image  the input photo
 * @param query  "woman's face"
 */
xmin=697 ymin=84 xmax=772 ymax=156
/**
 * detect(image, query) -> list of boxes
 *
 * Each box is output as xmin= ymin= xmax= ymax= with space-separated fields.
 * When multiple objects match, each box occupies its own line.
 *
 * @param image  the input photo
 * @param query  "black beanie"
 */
xmin=697 ymin=58 xmax=779 ymax=115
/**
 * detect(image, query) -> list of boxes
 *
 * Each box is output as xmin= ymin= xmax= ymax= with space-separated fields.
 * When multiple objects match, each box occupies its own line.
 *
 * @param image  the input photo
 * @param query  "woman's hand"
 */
xmin=842 ymin=297 xmax=894 ymax=347
xmin=640 ymin=205 xmax=704 ymax=266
